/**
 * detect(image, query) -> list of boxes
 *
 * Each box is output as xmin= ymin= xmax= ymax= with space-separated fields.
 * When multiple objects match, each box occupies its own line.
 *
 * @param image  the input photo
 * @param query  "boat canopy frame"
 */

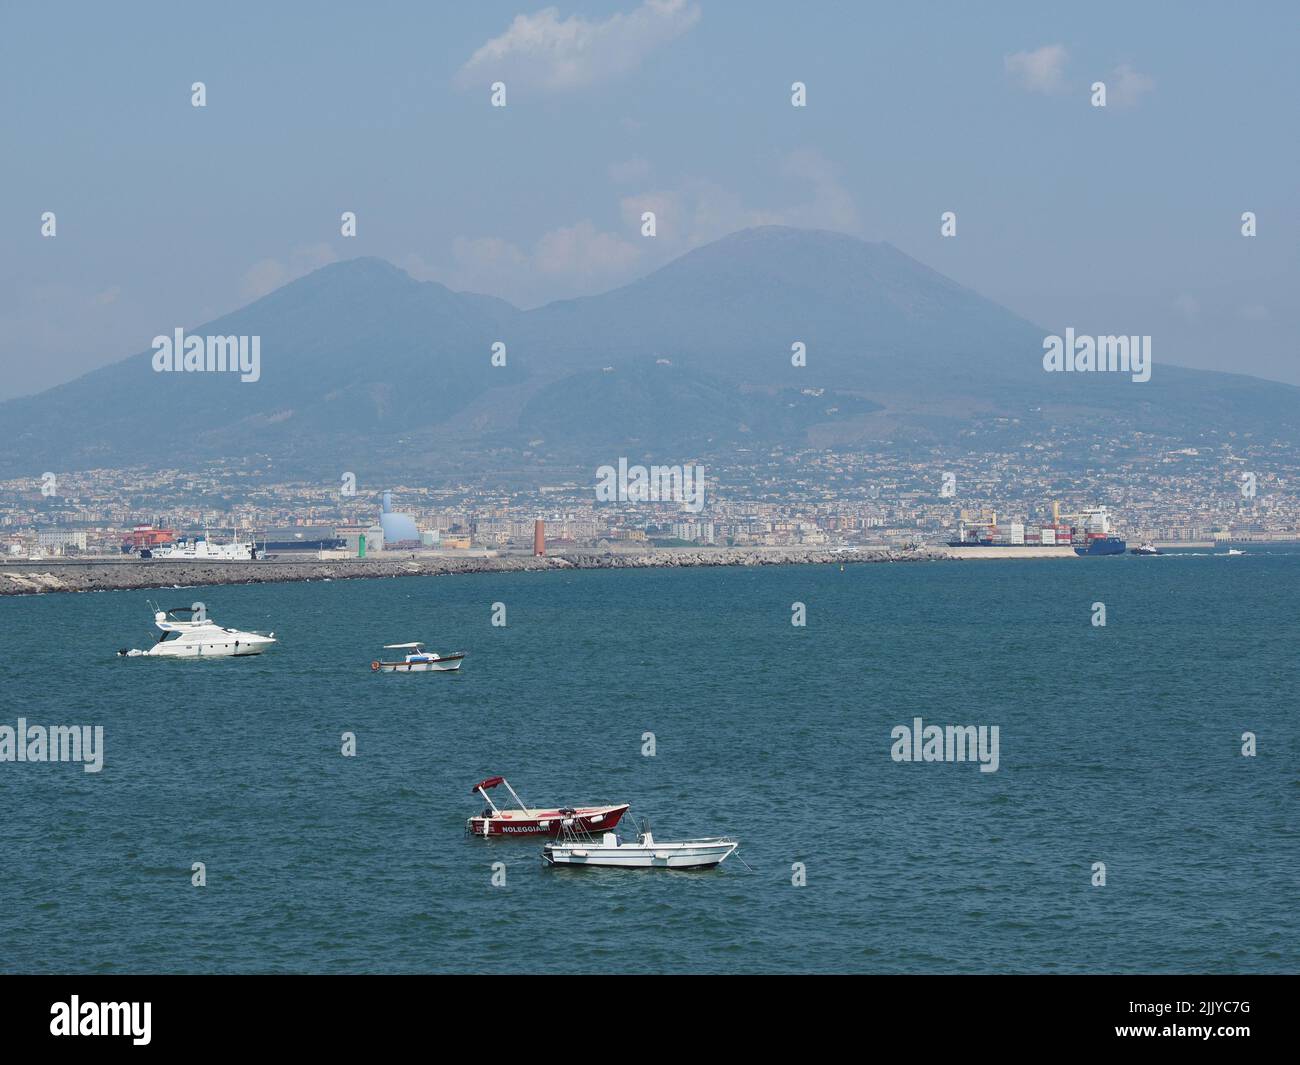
xmin=472 ymin=775 xmax=531 ymax=816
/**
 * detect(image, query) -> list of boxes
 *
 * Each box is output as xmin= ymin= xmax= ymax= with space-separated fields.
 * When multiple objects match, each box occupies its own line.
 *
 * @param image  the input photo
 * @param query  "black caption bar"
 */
xmin=0 ymin=974 xmax=1286 ymax=1052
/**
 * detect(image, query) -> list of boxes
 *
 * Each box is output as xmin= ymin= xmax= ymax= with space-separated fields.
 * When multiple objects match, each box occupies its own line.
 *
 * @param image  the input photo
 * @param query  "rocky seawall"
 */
xmin=0 ymin=547 xmax=951 ymax=596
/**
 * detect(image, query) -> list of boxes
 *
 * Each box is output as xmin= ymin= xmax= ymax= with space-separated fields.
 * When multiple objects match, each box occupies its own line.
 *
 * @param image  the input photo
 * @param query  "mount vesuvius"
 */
xmin=2 ymin=226 xmax=1295 ymax=479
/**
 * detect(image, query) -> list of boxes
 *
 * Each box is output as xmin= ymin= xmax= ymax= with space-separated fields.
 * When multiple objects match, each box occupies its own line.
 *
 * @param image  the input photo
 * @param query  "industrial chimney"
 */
xmin=533 ymin=519 xmax=545 ymax=556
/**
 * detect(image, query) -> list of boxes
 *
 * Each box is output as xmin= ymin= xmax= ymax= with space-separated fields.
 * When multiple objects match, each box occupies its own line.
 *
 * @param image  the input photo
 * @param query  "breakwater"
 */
xmin=0 ymin=546 xmax=958 ymax=596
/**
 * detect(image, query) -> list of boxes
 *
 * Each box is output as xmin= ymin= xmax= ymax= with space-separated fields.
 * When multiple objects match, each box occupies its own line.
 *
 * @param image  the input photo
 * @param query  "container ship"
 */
xmin=947 ymin=504 xmax=1126 ymax=556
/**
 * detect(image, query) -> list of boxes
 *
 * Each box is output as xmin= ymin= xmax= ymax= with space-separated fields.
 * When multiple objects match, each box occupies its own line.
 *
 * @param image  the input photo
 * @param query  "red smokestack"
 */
xmin=533 ymin=519 xmax=545 ymax=556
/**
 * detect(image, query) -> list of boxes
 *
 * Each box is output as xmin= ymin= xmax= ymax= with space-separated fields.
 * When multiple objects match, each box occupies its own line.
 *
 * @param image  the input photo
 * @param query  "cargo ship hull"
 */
xmin=1074 ymin=537 xmax=1126 ymax=556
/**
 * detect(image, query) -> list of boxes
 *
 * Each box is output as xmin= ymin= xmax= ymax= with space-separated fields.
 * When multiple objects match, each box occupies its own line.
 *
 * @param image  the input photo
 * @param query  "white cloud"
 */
xmin=608 ymin=157 xmax=651 ymax=184
xmin=778 ymin=148 xmax=860 ymax=231
xmin=411 ymin=151 xmax=860 ymax=306
xmin=620 ymin=183 xmax=775 ymax=248
xmin=1005 ymin=44 xmax=1068 ymax=94
xmin=450 ymin=236 xmax=529 ymax=276
xmin=241 ymin=260 xmax=288 ymax=301
xmin=404 ymin=225 xmax=642 ymax=307
xmin=457 ymin=0 xmax=701 ymax=91
xmin=1109 ymin=63 xmax=1154 ymax=107
xmin=534 ymin=220 xmax=642 ymax=279
xmin=619 ymin=149 xmax=858 ymax=249
xmin=240 ymin=243 xmax=339 ymax=301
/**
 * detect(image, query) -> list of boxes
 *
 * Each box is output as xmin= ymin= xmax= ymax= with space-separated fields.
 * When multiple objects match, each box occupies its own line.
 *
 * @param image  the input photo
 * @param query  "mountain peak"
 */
xmin=295 ymin=255 xmax=415 ymax=288
xmin=1 ymin=226 xmax=1295 ymax=478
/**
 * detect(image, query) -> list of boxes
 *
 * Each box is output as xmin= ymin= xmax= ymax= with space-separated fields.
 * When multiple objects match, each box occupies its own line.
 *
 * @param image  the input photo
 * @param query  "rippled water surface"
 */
xmin=1 ymin=550 xmax=1295 ymax=973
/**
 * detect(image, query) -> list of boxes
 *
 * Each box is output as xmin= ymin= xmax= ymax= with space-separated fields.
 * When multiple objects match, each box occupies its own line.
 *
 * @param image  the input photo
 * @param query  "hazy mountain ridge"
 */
xmin=2 ymin=226 xmax=1296 ymax=478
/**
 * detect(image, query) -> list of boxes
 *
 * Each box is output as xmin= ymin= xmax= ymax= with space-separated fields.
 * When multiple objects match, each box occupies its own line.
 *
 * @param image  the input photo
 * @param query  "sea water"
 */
xmin=0 ymin=551 xmax=1294 ymax=973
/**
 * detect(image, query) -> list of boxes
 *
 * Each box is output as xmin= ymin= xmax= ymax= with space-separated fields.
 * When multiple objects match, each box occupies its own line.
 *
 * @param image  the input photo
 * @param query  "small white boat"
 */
xmin=1225 ymin=548 xmax=1245 ymax=556
xmin=118 ymin=604 xmax=276 ymax=658
xmin=371 ymin=643 xmax=465 ymax=673
xmin=543 ymin=824 xmax=738 ymax=870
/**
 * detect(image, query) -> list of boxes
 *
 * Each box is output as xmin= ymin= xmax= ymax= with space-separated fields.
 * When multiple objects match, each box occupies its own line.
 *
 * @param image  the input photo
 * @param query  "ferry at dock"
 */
xmin=143 ymin=535 xmax=261 ymax=561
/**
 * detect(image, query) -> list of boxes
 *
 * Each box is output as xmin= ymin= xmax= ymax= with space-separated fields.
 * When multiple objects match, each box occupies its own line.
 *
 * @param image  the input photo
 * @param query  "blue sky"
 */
xmin=2 ymin=0 xmax=1296 ymax=398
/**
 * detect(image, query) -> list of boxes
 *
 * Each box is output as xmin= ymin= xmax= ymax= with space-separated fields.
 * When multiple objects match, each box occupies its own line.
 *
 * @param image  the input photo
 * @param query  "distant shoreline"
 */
xmin=14 ymin=541 xmax=1272 ymax=596
xmin=0 ymin=547 xmax=972 ymax=596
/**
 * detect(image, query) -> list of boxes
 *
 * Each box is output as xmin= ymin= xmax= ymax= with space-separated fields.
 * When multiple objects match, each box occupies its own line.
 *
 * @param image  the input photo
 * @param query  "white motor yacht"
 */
xmin=118 ymin=604 xmax=276 ymax=657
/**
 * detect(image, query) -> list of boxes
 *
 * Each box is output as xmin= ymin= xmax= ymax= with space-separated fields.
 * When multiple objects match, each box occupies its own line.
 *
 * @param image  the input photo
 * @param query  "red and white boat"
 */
xmin=466 ymin=776 xmax=630 ymax=838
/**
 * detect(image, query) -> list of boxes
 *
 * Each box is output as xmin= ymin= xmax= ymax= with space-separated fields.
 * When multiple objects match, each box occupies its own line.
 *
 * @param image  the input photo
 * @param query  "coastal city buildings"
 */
xmin=3 ymin=429 xmax=1297 ymax=556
